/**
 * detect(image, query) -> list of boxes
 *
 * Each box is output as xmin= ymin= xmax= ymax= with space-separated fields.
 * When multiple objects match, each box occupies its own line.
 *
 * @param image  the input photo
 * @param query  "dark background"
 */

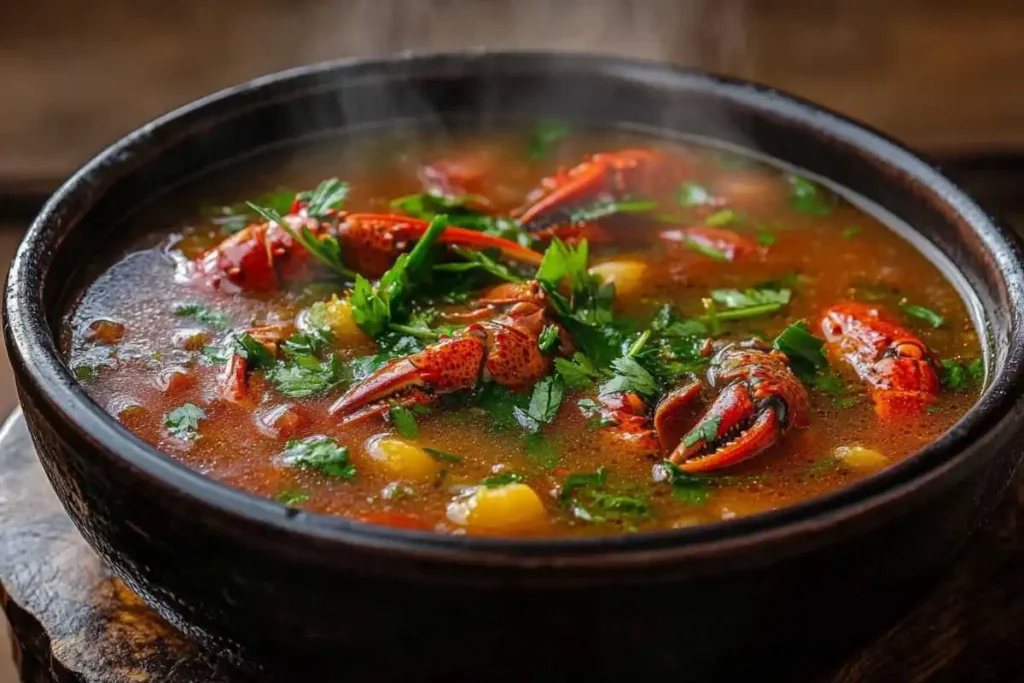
xmin=2 ymin=1 xmax=1024 ymax=680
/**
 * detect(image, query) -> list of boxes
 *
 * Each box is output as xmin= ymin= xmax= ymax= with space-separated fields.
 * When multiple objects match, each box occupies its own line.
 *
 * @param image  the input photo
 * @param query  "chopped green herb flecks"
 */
xmin=940 ymin=358 xmax=984 ymax=392
xmin=677 ymin=182 xmax=713 ymax=208
xmin=787 ymin=175 xmax=834 ymax=216
xmin=480 ymin=472 xmax=525 ymax=488
xmin=274 ymin=488 xmax=310 ymax=506
xmin=389 ymin=404 xmax=420 ymax=438
xmin=164 ymin=403 xmax=206 ymax=440
xmin=841 ymin=226 xmax=861 ymax=240
xmin=514 ymin=375 xmax=565 ymax=432
xmin=279 ymin=436 xmax=355 ymax=479
xmin=173 ymin=302 xmax=230 ymax=330
xmin=528 ymin=119 xmax=571 ymax=161
xmin=901 ymin=303 xmax=945 ymax=329
xmin=424 ymin=447 xmax=462 ymax=464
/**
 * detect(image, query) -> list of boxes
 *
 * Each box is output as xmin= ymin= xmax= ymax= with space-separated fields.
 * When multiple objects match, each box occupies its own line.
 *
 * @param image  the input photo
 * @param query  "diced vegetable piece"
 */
xmin=173 ymin=328 xmax=212 ymax=351
xmin=446 ymin=483 xmax=547 ymax=533
xmin=86 ymin=318 xmax=126 ymax=345
xmin=363 ymin=435 xmax=440 ymax=483
xmin=834 ymin=445 xmax=888 ymax=472
xmin=588 ymin=260 xmax=648 ymax=298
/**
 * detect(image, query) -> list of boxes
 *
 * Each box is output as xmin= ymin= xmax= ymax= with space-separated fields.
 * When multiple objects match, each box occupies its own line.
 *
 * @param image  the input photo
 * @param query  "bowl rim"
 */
xmin=7 ymin=50 xmax=1024 ymax=568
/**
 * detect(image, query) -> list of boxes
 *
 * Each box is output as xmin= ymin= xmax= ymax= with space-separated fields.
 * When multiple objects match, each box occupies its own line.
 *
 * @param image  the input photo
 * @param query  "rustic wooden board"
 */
xmin=2 ymin=406 xmax=1024 ymax=683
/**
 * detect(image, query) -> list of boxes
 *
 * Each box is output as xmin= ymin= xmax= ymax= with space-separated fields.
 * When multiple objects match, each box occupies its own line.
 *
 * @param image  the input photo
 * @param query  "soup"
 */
xmin=62 ymin=125 xmax=983 ymax=537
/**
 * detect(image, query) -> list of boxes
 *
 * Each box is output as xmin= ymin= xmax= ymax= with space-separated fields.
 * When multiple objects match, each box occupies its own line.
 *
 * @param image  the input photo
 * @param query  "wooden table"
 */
xmin=2 ymin=404 xmax=1024 ymax=682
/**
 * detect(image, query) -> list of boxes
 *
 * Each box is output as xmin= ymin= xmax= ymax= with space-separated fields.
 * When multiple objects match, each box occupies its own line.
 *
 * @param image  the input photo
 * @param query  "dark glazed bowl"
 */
xmin=6 ymin=52 xmax=1024 ymax=681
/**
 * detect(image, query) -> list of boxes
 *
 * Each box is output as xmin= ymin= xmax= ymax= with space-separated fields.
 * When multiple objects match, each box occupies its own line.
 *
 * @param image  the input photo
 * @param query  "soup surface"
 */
xmin=63 ymin=125 xmax=983 ymax=537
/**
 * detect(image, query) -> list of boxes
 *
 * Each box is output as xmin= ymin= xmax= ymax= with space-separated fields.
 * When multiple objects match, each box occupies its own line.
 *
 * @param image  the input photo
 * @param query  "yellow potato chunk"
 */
xmin=447 ymin=483 xmax=547 ymax=533
xmin=363 ymin=435 xmax=440 ymax=483
xmin=589 ymin=260 xmax=648 ymax=298
xmin=300 ymin=295 xmax=365 ymax=344
xmin=834 ymin=446 xmax=889 ymax=472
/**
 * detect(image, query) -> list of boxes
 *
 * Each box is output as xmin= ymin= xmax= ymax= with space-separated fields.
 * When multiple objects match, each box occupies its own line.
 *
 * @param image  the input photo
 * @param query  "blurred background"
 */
xmin=2 ymin=0 xmax=1023 ymax=679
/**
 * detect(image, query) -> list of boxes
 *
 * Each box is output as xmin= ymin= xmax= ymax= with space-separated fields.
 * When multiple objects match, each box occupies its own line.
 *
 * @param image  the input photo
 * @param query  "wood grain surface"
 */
xmin=2 ymin=0 xmax=1024 ymax=185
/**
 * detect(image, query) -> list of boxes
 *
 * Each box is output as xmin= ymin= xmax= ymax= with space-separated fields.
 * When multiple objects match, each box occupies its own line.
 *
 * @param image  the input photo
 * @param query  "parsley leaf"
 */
xmin=274 ymin=488 xmax=310 ymax=506
xmin=568 ymin=199 xmax=657 ymax=223
xmin=390 ymin=192 xmax=487 ymax=221
xmin=235 ymin=333 xmax=277 ymax=371
xmin=164 ymin=403 xmax=206 ymax=440
xmin=538 ymin=324 xmax=560 ymax=352
xmin=536 ymin=237 xmax=589 ymax=290
xmin=268 ymin=354 xmax=345 ymax=398
xmin=677 ymin=182 xmax=713 ymax=207
xmin=555 ymin=353 xmax=602 ymax=388
xmin=773 ymin=321 xmax=828 ymax=378
xmin=435 ymin=245 xmax=525 ymax=283
xmin=711 ymin=287 xmax=791 ymax=309
xmin=423 ymin=447 xmax=462 ymax=464
xmin=514 ymin=375 xmax=565 ymax=432
xmin=173 ymin=302 xmax=230 ymax=330
xmin=901 ymin=303 xmax=945 ymax=329
xmin=599 ymin=356 xmax=659 ymax=398
xmin=389 ymin=404 xmax=420 ymax=438
xmin=787 ymin=175 xmax=833 ymax=216
xmin=705 ymin=209 xmax=741 ymax=227
xmin=279 ymin=436 xmax=355 ymax=479
xmin=588 ymin=491 xmax=649 ymax=516
xmin=683 ymin=239 xmax=729 ymax=262
xmin=528 ymin=119 xmax=571 ymax=161
xmin=683 ymin=415 xmax=722 ymax=448
xmin=841 ymin=226 xmax=861 ymax=240
xmin=480 ymin=472 xmax=525 ymax=488
xmin=297 ymin=178 xmax=349 ymax=218
xmin=246 ymin=202 xmax=356 ymax=279
xmin=659 ymin=461 xmax=711 ymax=506
xmin=560 ymin=467 xmax=607 ymax=501
xmin=940 ymin=358 xmax=984 ymax=392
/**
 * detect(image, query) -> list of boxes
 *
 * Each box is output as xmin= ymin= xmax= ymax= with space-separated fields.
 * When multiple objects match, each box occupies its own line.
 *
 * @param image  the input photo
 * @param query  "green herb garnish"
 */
xmin=538 ymin=324 xmax=560 ymax=352
xmin=940 ymin=358 xmax=984 ymax=392
xmin=389 ymin=404 xmax=420 ymax=438
xmin=677 ymin=182 xmax=713 ymax=208
xmin=480 ymin=472 xmax=525 ymax=488
xmin=599 ymin=356 xmax=659 ymax=398
xmin=659 ymin=461 xmax=711 ymax=506
xmin=901 ymin=303 xmax=945 ymax=329
xmin=787 ymin=175 xmax=833 ymax=216
xmin=528 ymin=119 xmax=571 ymax=161
xmin=560 ymin=467 xmax=607 ymax=501
xmin=514 ymin=375 xmax=566 ymax=432
xmin=773 ymin=320 xmax=828 ymax=378
xmin=173 ymin=302 xmax=230 ymax=330
xmin=274 ymin=489 xmax=310 ymax=506
xmin=841 ymin=226 xmax=861 ymax=240
xmin=423 ymin=447 xmax=462 ymax=464
xmin=279 ymin=436 xmax=355 ymax=479
xmin=297 ymin=178 xmax=350 ymax=218
xmin=569 ymin=199 xmax=657 ymax=223
xmin=435 ymin=245 xmax=525 ymax=283
xmin=164 ymin=403 xmax=206 ymax=440
xmin=267 ymin=354 xmax=345 ymax=398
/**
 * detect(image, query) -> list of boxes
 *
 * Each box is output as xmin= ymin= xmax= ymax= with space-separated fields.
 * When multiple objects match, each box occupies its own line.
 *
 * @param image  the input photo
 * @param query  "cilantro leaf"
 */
xmin=538 ymin=324 xmax=560 ymax=352
xmin=659 ymin=461 xmax=711 ymax=506
xmin=164 ymin=403 xmax=206 ymax=440
xmin=682 ymin=415 xmax=722 ymax=448
xmin=435 ymin=245 xmax=525 ymax=283
xmin=480 ymin=472 xmax=525 ymax=488
xmin=560 ymin=467 xmax=607 ymax=501
xmin=901 ymin=303 xmax=945 ymax=329
xmin=268 ymin=354 xmax=345 ymax=398
xmin=711 ymin=288 xmax=791 ymax=309
xmin=773 ymin=321 xmax=828 ymax=378
xmin=389 ymin=404 xmax=420 ymax=438
xmin=423 ymin=447 xmax=462 ymax=464
xmin=555 ymin=353 xmax=602 ymax=388
xmin=235 ymin=333 xmax=277 ymax=371
xmin=173 ymin=302 xmax=230 ymax=330
xmin=787 ymin=175 xmax=833 ymax=216
xmin=536 ymin=237 xmax=590 ymax=291
xmin=298 ymin=178 xmax=349 ymax=218
xmin=274 ymin=488 xmax=310 ymax=506
xmin=514 ymin=375 xmax=565 ymax=432
xmin=279 ymin=436 xmax=355 ymax=479
xmin=940 ymin=358 xmax=984 ymax=392
xmin=599 ymin=356 xmax=659 ymax=398
xmin=704 ymin=209 xmax=741 ymax=227
xmin=390 ymin=192 xmax=488 ymax=221
xmin=588 ymin=491 xmax=649 ymax=516
xmin=683 ymin=239 xmax=729 ymax=262
xmin=756 ymin=228 xmax=777 ymax=246
xmin=677 ymin=182 xmax=713 ymax=208
xmin=528 ymin=119 xmax=571 ymax=161
xmin=246 ymin=202 xmax=356 ymax=279
xmin=281 ymin=329 xmax=333 ymax=358
xmin=568 ymin=199 xmax=657 ymax=223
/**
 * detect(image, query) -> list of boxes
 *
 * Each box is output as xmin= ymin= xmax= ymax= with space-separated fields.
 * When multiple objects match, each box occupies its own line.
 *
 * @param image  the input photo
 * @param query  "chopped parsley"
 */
xmin=390 ymin=192 xmax=487 ymax=221
xmin=274 ymin=488 xmax=310 ymax=506
xmin=568 ymin=199 xmax=657 ymax=223
xmin=710 ymin=287 xmax=791 ymax=311
xmin=389 ymin=404 xmax=420 ymax=438
xmin=423 ymin=447 xmax=462 ymax=464
xmin=677 ymin=182 xmax=713 ymax=208
xmin=658 ymin=461 xmax=711 ymax=506
xmin=435 ymin=245 xmax=525 ymax=283
xmin=682 ymin=415 xmax=722 ymax=449
xmin=203 ymin=188 xmax=295 ymax=235
xmin=773 ymin=320 xmax=829 ymax=379
xmin=560 ymin=467 xmax=607 ymax=501
xmin=297 ymin=178 xmax=350 ymax=218
xmin=940 ymin=358 xmax=984 ymax=392
xmin=173 ymin=302 xmax=230 ymax=330
xmin=267 ymin=354 xmax=345 ymax=398
xmin=787 ymin=175 xmax=834 ymax=216
xmin=235 ymin=333 xmax=277 ymax=370
xmin=514 ymin=375 xmax=566 ymax=432
xmin=555 ymin=353 xmax=602 ymax=389
xmin=756 ymin=228 xmax=777 ymax=246
xmin=599 ymin=354 xmax=659 ymax=399
xmin=538 ymin=324 xmax=560 ymax=352
xmin=279 ymin=436 xmax=355 ymax=479
xmin=528 ymin=119 xmax=571 ymax=161
xmin=480 ymin=472 xmax=525 ymax=488
xmin=704 ymin=209 xmax=741 ymax=227
xmin=164 ymin=403 xmax=206 ymax=440
xmin=841 ymin=226 xmax=861 ymax=240
xmin=683 ymin=239 xmax=729 ymax=262
xmin=349 ymin=214 xmax=449 ymax=337
xmin=901 ymin=303 xmax=945 ymax=329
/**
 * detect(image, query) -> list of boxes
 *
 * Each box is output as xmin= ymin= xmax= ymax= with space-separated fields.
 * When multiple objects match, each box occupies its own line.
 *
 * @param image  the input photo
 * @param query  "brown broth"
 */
xmin=61 ymin=126 xmax=983 ymax=537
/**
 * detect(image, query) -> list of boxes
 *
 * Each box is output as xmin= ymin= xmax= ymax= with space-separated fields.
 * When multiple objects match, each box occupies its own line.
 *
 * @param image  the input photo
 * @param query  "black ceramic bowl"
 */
xmin=6 ymin=52 xmax=1024 ymax=681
